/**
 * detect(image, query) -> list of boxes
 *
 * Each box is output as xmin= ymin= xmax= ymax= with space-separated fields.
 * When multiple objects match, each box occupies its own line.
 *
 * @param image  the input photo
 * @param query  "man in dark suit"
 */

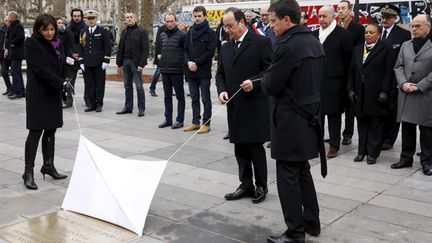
xmin=216 ymin=7 xmax=272 ymax=204
xmin=379 ymin=4 xmax=412 ymax=150
xmin=337 ymin=0 xmax=365 ymax=146
xmin=66 ymin=8 xmax=86 ymax=108
xmin=157 ymin=12 xmax=186 ymax=130
xmin=116 ymin=12 xmax=149 ymax=117
xmin=79 ymin=10 xmax=112 ymax=112
xmin=313 ymin=6 xmax=352 ymax=158
xmin=6 ymin=11 xmax=25 ymax=99
xmin=241 ymin=0 xmax=326 ymax=241
xmin=183 ymin=6 xmax=217 ymax=134
xmin=0 ymin=16 xmax=11 ymax=96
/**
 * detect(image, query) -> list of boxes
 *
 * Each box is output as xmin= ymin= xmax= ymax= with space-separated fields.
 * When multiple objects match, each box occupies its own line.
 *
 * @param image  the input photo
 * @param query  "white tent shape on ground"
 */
xmin=62 ymin=136 xmax=167 ymax=236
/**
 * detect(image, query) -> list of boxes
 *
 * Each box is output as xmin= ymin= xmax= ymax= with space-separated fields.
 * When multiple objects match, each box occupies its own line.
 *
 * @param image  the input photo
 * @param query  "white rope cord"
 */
xmin=166 ymin=78 xmax=262 ymax=162
xmin=69 ymin=78 xmax=262 ymax=162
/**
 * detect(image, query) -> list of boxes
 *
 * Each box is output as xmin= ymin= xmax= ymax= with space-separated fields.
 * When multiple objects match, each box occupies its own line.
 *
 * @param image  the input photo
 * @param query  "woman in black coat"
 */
xmin=22 ymin=14 xmax=68 ymax=190
xmin=348 ymin=24 xmax=392 ymax=165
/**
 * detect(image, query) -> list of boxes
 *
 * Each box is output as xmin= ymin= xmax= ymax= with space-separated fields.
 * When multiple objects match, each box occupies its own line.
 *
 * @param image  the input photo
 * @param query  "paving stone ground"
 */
xmin=1 ymin=66 xmax=431 ymax=242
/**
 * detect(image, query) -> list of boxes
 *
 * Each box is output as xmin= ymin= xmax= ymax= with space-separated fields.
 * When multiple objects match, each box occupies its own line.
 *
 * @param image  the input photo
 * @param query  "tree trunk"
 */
xmin=140 ymin=0 xmax=152 ymax=32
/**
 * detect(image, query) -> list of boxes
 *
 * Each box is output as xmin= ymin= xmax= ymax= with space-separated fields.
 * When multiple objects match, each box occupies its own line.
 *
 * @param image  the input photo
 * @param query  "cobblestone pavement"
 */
xmin=1 ymin=70 xmax=431 ymax=242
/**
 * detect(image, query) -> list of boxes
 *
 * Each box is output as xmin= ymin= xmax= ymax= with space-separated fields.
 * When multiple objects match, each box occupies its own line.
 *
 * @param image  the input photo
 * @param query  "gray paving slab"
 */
xmin=327 ymin=212 xmax=432 ymax=242
xmin=352 ymin=204 xmax=432 ymax=234
xmin=1 ymin=76 xmax=432 ymax=242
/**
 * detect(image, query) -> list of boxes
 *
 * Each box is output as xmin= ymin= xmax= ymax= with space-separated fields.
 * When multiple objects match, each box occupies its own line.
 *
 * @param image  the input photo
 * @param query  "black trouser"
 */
xmin=1 ymin=58 xmax=11 ymax=92
xmin=383 ymin=93 xmax=399 ymax=146
xmin=357 ymin=116 xmax=385 ymax=158
xmin=321 ymin=115 xmax=342 ymax=150
xmin=84 ymin=66 xmax=106 ymax=108
xmin=234 ymin=143 xmax=267 ymax=189
xmin=342 ymin=96 xmax=354 ymax=139
xmin=400 ymin=122 xmax=432 ymax=166
xmin=188 ymin=78 xmax=212 ymax=125
xmin=162 ymin=73 xmax=185 ymax=123
xmin=25 ymin=129 xmax=57 ymax=171
xmin=276 ymin=160 xmax=320 ymax=239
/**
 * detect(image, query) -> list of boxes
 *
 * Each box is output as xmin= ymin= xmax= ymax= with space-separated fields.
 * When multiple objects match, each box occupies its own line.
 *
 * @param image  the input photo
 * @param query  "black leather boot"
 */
xmin=23 ymin=141 xmax=38 ymax=190
xmin=41 ymin=135 xmax=67 ymax=180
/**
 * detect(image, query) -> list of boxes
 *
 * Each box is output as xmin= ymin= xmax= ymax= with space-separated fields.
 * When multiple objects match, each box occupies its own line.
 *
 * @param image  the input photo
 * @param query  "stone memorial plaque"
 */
xmin=0 ymin=210 xmax=140 ymax=243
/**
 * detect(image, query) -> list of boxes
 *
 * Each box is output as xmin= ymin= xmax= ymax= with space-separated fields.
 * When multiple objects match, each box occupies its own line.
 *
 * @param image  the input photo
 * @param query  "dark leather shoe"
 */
xmin=225 ymin=187 xmax=254 ymax=200
xmin=138 ymin=109 xmax=145 ymax=117
xmin=267 ymin=142 xmax=271 ymax=148
xmin=417 ymin=152 xmax=422 ymax=156
xmin=223 ymin=132 xmax=230 ymax=140
xmin=353 ymin=154 xmax=365 ymax=162
xmin=327 ymin=147 xmax=338 ymax=158
xmin=2 ymin=90 xmax=9 ymax=95
xmin=267 ymin=233 xmax=305 ymax=243
xmin=367 ymin=156 xmax=377 ymax=165
xmin=158 ymin=120 xmax=172 ymax=128
xmin=95 ymin=106 xmax=102 ymax=112
xmin=116 ymin=108 xmax=132 ymax=115
xmin=8 ymin=94 xmax=24 ymax=99
xmin=342 ymin=137 xmax=352 ymax=145
xmin=304 ymin=223 xmax=320 ymax=236
xmin=85 ymin=107 xmax=95 ymax=112
xmin=391 ymin=161 xmax=413 ymax=169
xmin=252 ymin=186 xmax=268 ymax=204
xmin=422 ymin=164 xmax=432 ymax=176
xmin=381 ymin=143 xmax=393 ymax=150
xmin=149 ymin=89 xmax=158 ymax=97
xmin=171 ymin=121 xmax=183 ymax=129
xmin=324 ymin=138 xmax=330 ymax=143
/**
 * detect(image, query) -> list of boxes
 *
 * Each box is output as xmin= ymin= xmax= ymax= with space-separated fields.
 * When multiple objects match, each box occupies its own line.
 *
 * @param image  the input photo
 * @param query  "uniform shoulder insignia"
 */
xmin=397 ymin=24 xmax=410 ymax=32
xmin=80 ymin=31 xmax=87 ymax=47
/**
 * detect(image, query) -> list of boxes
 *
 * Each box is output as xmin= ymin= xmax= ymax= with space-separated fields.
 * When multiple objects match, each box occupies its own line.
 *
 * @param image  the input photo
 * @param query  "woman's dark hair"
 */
xmin=70 ymin=8 xmax=83 ymax=18
xmin=268 ymin=0 xmax=301 ymax=25
xmin=366 ymin=23 xmax=382 ymax=33
xmin=32 ymin=14 xmax=57 ymax=39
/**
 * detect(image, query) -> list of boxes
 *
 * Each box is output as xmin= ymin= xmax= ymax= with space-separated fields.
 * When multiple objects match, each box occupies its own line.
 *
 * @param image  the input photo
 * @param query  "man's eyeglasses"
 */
xmin=223 ymin=22 xmax=238 ymax=30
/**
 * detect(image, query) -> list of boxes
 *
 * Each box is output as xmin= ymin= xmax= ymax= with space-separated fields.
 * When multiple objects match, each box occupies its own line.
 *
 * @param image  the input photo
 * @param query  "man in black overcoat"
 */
xmin=6 ymin=11 xmax=25 ymax=99
xmin=379 ymin=4 xmax=412 ymax=150
xmin=337 ymin=0 xmax=365 ymax=145
xmin=216 ymin=7 xmax=272 ymax=204
xmin=241 ymin=0 xmax=325 ymax=241
xmin=313 ymin=6 xmax=352 ymax=158
xmin=0 ymin=16 xmax=11 ymax=96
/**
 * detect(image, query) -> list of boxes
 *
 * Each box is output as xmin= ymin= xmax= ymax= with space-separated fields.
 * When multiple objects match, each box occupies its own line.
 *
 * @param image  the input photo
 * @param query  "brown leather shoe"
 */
xmin=327 ymin=147 xmax=338 ymax=158
xmin=183 ymin=124 xmax=200 ymax=132
xmin=197 ymin=125 xmax=210 ymax=134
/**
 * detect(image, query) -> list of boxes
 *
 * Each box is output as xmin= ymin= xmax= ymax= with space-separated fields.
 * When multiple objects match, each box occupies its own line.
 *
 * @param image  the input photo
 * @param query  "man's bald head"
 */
xmin=319 ymin=6 xmax=335 ymax=16
xmin=260 ymin=5 xmax=269 ymax=15
xmin=318 ymin=6 xmax=335 ymax=29
xmin=412 ymin=14 xmax=431 ymax=38
xmin=260 ymin=5 xmax=270 ymax=25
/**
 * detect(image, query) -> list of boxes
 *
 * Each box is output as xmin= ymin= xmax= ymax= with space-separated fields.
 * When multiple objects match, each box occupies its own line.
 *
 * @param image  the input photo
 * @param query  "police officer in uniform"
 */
xmin=379 ymin=4 xmax=411 ymax=150
xmin=79 ymin=10 xmax=112 ymax=112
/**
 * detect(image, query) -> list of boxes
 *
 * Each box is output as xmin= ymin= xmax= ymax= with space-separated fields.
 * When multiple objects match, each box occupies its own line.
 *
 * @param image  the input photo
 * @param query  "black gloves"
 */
xmin=62 ymin=78 xmax=75 ymax=101
xmin=63 ymin=78 xmax=75 ymax=95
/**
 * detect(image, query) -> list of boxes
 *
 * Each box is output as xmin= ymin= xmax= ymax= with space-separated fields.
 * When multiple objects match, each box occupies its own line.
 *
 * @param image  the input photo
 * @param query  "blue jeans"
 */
xmin=11 ymin=59 xmax=25 ymax=96
xmin=162 ymin=73 xmax=185 ymax=123
xmin=188 ymin=78 xmax=212 ymax=125
xmin=122 ymin=59 xmax=145 ymax=111
xmin=150 ymin=66 xmax=160 ymax=91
